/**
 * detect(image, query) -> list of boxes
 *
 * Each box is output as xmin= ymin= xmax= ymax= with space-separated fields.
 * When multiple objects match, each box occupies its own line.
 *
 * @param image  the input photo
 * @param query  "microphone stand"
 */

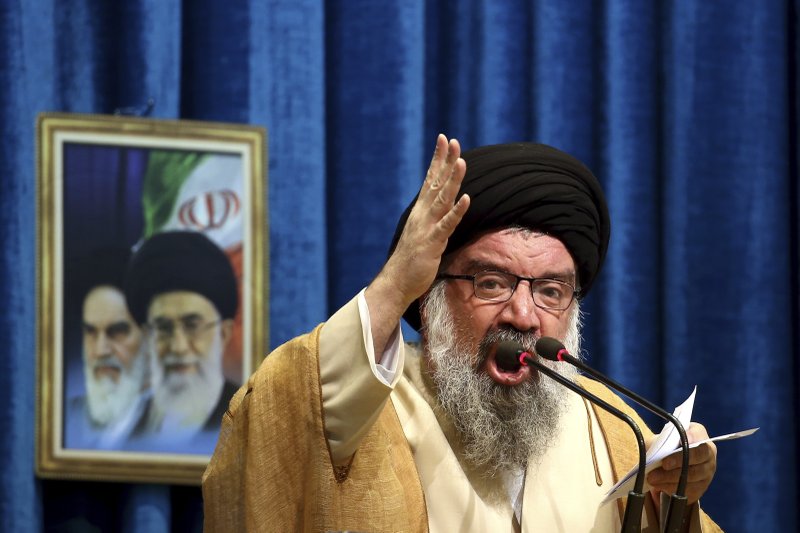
xmin=498 ymin=342 xmax=645 ymax=532
xmin=537 ymin=338 xmax=689 ymax=533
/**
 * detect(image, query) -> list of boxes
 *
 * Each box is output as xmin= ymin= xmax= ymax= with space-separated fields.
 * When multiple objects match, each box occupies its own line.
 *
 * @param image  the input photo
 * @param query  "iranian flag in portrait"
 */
xmin=140 ymin=150 xmax=245 ymax=383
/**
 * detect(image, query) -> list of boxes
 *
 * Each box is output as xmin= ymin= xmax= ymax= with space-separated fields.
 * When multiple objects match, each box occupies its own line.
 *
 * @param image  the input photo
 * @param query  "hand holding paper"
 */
xmin=604 ymin=387 xmax=758 ymax=504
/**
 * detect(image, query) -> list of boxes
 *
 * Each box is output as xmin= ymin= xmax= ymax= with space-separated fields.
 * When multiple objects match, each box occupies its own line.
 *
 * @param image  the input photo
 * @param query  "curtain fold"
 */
xmin=594 ymin=0 xmax=662 ymax=398
xmin=0 ymin=1 xmax=796 ymax=531
xmin=660 ymin=2 xmax=796 ymax=529
xmin=1 ymin=1 xmax=55 ymax=531
xmin=325 ymin=0 xmax=427 ymax=310
xmin=250 ymin=0 xmax=328 ymax=347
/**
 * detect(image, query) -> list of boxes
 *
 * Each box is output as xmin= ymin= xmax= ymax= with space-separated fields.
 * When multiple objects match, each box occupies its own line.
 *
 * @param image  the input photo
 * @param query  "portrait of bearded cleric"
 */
xmin=38 ymin=117 xmax=265 ymax=485
xmin=123 ymin=231 xmax=240 ymax=454
xmin=64 ymin=247 xmax=150 ymax=451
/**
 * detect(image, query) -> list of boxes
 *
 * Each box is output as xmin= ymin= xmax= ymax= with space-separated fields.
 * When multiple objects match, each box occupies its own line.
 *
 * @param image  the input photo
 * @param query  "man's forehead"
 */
xmin=147 ymin=290 xmax=219 ymax=319
xmin=83 ymin=286 xmax=134 ymax=320
xmin=84 ymin=284 xmax=126 ymax=305
xmin=83 ymin=317 xmax=134 ymax=328
xmin=443 ymin=228 xmax=576 ymax=274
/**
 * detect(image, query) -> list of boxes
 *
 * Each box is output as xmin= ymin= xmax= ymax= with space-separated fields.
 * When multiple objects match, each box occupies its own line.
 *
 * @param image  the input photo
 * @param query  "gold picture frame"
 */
xmin=35 ymin=113 xmax=268 ymax=485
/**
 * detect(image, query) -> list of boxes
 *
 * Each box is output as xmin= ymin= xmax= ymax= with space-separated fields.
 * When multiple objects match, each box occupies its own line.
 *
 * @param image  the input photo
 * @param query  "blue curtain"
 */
xmin=1 ymin=1 xmax=797 ymax=531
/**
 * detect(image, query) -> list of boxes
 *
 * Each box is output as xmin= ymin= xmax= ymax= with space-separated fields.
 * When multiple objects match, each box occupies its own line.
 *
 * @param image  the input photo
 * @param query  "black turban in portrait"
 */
xmin=124 ymin=231 xmax=238 ymax=325
xmin=389 ymin=142 xmax=610 ymax=330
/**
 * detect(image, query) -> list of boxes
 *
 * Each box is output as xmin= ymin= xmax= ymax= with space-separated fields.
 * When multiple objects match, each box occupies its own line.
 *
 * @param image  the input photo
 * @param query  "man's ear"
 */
xmin=220 ymin=318 xmax=234 ymax=346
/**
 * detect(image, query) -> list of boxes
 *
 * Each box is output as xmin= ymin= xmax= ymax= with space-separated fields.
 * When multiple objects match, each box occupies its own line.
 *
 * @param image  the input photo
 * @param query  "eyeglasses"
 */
xmin=146 ymin=316 xmax=222 ymax=343
xmin=436 ymin=270 xmax=579 ymax=310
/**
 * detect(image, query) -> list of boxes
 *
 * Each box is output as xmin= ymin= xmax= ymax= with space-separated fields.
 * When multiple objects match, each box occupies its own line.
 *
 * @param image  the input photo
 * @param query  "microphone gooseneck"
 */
xmin=496 ymin=340 xmax=646 ymax=533
xmin=535 ymin=336 xmax=690 ymax=533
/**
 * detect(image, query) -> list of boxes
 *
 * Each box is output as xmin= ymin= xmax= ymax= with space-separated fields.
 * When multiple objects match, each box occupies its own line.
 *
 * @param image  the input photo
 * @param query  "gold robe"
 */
xmin=203 ymin=309 xmax=722 ymax=532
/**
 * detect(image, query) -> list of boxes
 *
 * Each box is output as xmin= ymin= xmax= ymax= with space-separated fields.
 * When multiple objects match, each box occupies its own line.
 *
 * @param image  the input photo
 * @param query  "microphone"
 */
xmin=534 ymin=337 xmax=690 ymax=533
xmin=496 ymin=341 xmax=646 ymax=533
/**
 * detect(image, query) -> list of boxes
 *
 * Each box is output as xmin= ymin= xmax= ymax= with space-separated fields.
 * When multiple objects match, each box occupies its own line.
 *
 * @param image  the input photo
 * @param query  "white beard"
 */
xmin=149 ymin=331 xmax=225 ymax=435
xmin=421 ymin=282 xmax=583 ymax=476
xmin=84 ymin=347 xmax=147 ymax=427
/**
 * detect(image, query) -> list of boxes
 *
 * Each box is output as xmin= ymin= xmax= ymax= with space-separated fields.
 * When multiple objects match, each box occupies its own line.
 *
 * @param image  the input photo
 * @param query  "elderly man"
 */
xmin=125 ymin=231 xmax=239 ymax=452
xmin=203 ymin=136 xmax=721 ymax=531
xmin=65 ymin=248 xmax=149 ymax=450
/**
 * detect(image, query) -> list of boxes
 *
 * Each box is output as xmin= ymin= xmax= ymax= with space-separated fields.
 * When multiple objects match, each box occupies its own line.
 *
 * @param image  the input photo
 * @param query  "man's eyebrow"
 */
xmin=150 ymin=312 xmax=205 ymax=322
xmin=460 ymin=259 xmax=503 ymax=273
xmin=537 ymin=270 xmax=577 ymax=284
xmin=178 ymin=313 xmax=205 ymax=322
xmin=459 ymin=259 xmax=576 ymax=283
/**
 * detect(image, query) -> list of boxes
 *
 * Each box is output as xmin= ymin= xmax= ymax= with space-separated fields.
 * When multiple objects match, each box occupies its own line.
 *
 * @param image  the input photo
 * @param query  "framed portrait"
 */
xmin=35 ymin=113 xmax=268 ymax=485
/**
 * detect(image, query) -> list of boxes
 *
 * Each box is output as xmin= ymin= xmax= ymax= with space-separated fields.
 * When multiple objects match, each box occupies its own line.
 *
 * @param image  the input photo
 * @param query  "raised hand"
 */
xmin=365 ymin=134 xmax=470 ymax=354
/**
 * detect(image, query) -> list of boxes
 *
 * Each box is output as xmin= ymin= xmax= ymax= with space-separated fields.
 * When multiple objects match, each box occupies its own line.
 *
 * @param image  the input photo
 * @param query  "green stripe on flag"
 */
xmin=141 ymin=150 xmax=208 ymax=238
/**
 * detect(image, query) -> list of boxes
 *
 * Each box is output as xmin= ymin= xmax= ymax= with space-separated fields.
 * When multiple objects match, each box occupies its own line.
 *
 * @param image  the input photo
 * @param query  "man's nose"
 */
xmin=498 ymin=281 xmax=541 ymax=332
xmin=93 ymin=332 xmax=113 ymax=357
xmin=168 ymin=326 xmax=191 ymax=354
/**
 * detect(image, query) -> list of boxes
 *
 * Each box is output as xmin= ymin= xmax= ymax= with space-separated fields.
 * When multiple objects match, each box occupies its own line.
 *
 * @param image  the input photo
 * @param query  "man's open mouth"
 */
xmin=482 ymin=343 xmax=533 ymax=386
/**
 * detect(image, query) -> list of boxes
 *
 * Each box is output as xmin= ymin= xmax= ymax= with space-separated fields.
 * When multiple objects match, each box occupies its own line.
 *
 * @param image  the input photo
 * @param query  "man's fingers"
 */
xmin=435 ymin=194 xmax=470 ymax=237
xmin=648 ymin=423 xmax=717 ymax=506
xmin=688 ymin=442 xmax=715 ymax=466
xmin=660 ymin=442 xmax=716 ymax=471
xmin=444 ymin=154 xmax=466 ymax=193
xmin=445 ymin=138 xmax=461 ymax=167
xmin=647 ymin=455 xmax=717 ymax=504
xmin=429 ymin=156 xmax=466 ymax=207
xmin=422 ymin=134 xmax=449 ymax=192
xmin=648 ymin=461 xmax=716 ymax=486
xmin=422 ymin=136 xmax=462 ymax=198
xmin=686 ymin=422 xmax=708 ymax=441
xmin=396 ymin=133 xmax=468 ymax=254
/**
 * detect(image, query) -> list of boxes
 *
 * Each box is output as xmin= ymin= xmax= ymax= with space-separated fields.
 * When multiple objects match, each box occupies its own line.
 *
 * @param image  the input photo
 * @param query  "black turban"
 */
xmin=389 ymin=142 xmax=610 ymax=330
xmin=68 ymin=246 xmax=131 ymax=298
xmin=124 ymin=231 xmax=238 ymax=325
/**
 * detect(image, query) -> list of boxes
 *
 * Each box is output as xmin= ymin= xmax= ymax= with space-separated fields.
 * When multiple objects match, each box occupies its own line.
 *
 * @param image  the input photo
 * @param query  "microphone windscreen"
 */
xmin=535 ymin=337 xmax=566 ymax=361
xmin=495 ymin=341 xmax=524 ymax=371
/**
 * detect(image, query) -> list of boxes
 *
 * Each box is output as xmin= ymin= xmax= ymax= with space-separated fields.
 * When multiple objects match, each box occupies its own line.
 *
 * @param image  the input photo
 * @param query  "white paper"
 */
xmin=603 ymin=387 xmax=758 ymax=503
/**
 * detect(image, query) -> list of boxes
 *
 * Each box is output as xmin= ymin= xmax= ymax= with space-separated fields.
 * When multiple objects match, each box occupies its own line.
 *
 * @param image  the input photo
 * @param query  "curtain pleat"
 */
xmin=0 ymin=1 xmax=796 ymax=531
xmin=592 ymin=1 xmax=662 ymax=399
xmin=660 ymin=3 xmax=796 ymax=528
xmin=1 ymin=0 xmax=54 ymax=531
xmin=325 ymin=0 xmax=426 ymax=309
xmin=250 ymin=0 xmax=328 ymax=347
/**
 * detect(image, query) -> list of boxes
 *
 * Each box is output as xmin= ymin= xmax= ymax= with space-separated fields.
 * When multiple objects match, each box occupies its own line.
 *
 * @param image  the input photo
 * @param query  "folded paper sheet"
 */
xmin=603 ymin=387 xmax=758 ymax=503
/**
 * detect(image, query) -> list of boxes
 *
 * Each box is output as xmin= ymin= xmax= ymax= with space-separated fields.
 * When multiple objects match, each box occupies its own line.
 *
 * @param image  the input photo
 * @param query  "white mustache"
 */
xmin=478 ymin=328 xmax=539 ymax=366
xmin=92 ymin=355 xmax=123 ymax=372
xmin=162 ymin=354 xmax=202 ymax=368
